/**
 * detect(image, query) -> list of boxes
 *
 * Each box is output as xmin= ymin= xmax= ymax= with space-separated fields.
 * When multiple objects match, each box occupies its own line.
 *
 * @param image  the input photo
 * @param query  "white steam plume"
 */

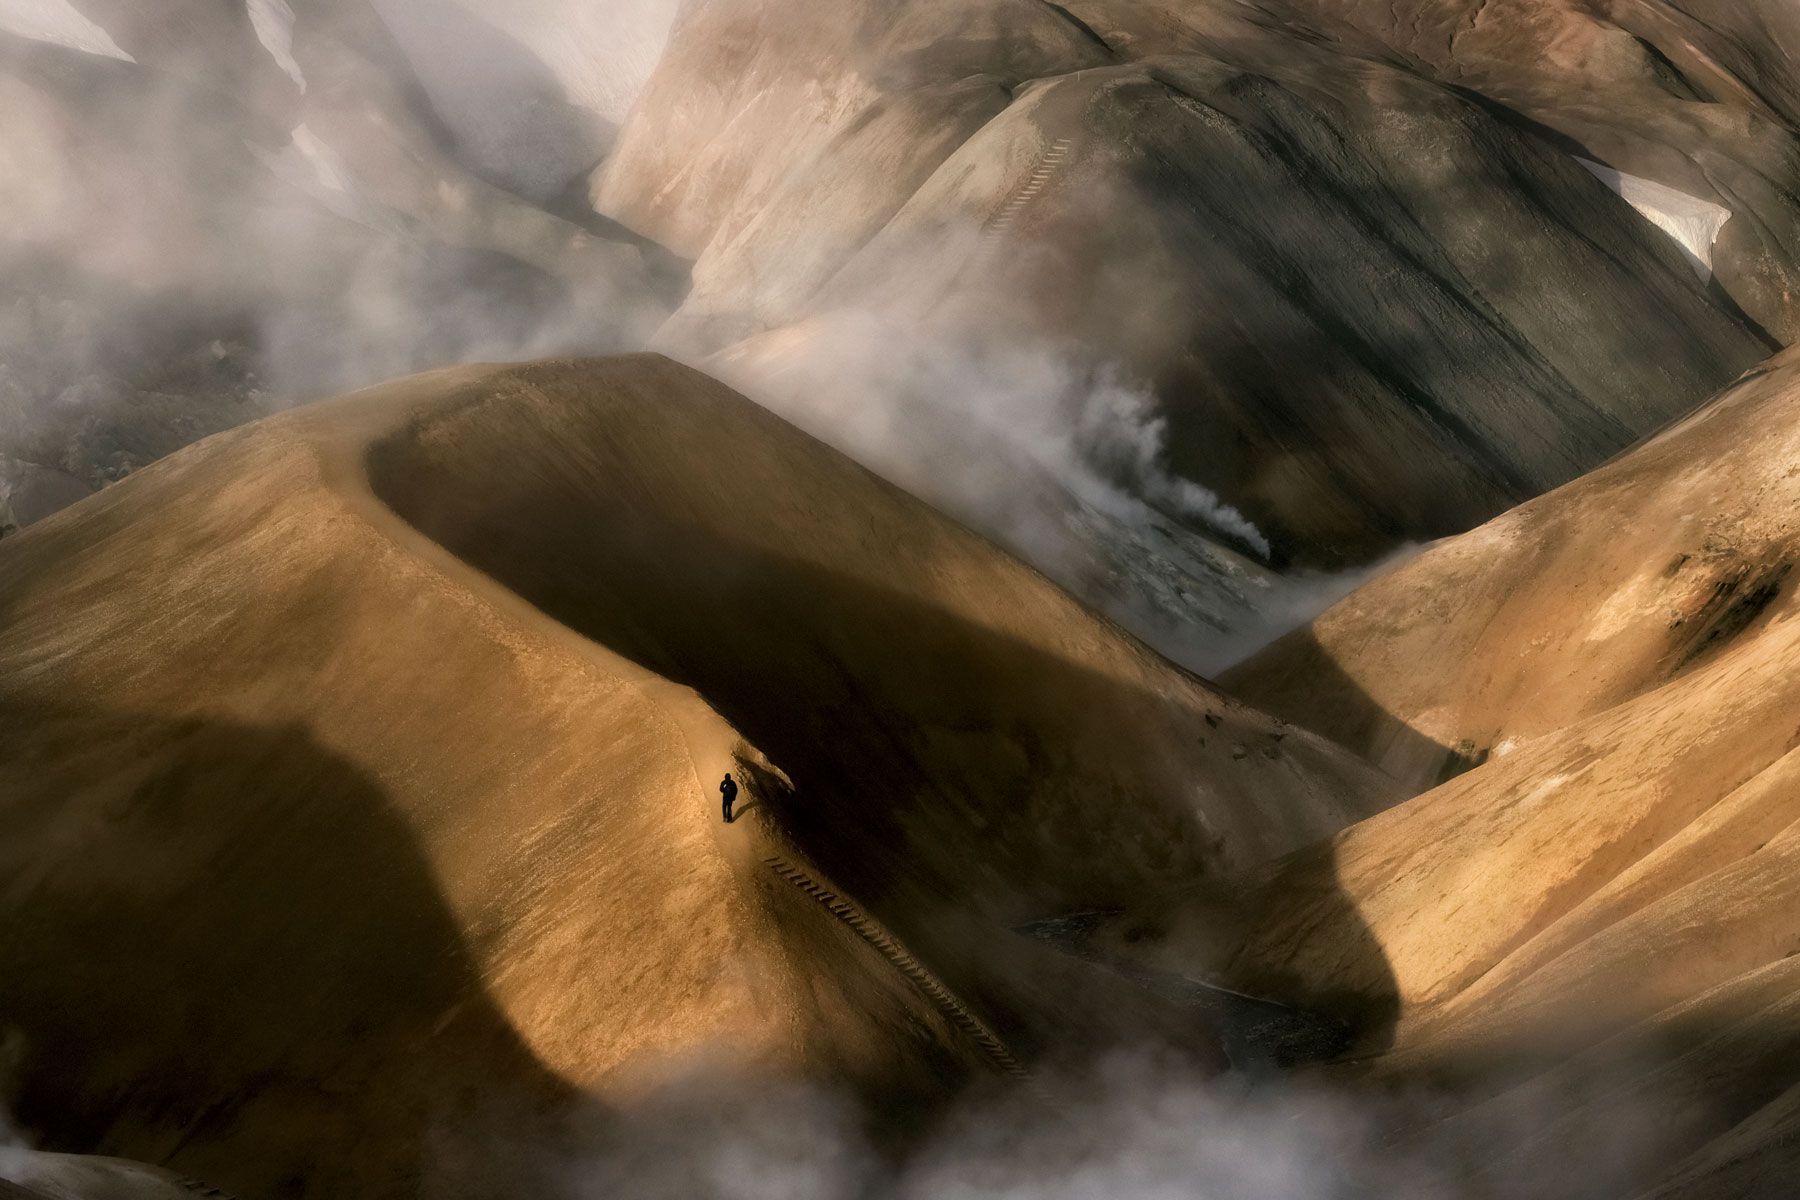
xmin=434 ymin=1042 xmax=1705 ymax=1200
xmin=707 ymin=292 xmax=1395 ymax=674
xmin=0 ymin=0 xmax=678 ymax=511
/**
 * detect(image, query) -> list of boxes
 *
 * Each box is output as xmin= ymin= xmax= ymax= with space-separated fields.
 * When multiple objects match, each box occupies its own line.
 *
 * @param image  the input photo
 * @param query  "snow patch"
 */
xmin=0 ymin=0 xmax=132 ymax=61
xmin=247 ymin=0 xmax=306 ymax=92
xmin=289 ymin=124 xmax=353 ymax=195
xmin=1579 ymin=159 xmax=1731 ymax=279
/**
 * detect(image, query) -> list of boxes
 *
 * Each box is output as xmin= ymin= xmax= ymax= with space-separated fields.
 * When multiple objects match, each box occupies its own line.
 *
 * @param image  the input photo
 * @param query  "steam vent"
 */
xmin=2 ymin=1 xmax=1798 ymax=1197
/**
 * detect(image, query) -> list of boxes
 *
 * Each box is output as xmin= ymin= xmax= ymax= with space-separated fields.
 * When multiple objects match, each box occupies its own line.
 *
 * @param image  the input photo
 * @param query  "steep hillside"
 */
xmin=0 ymin=355 xmax=1393 ymax=1198
xmin=786 ymin=47 xmax=1760 ymax=564
xmin=1250 ymin=0 xmax=1800 ymax=339
xmin=1226 ymin=345 xmax=1800 ymax=792
xmin=1205 ymin=347 xmax=1800 ymax=1197
xmin=597 ymin=0 xmax=1771 ymax=662
xmin=7 ymin=0 xmax=1783 ymax=668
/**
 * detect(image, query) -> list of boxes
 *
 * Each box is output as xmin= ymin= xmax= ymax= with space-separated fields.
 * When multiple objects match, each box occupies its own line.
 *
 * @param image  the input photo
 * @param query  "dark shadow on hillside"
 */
xmin=1224 ymin=837 xmax=1404 ymax=1058
xmin=1224 ymin=627 xmax=1491 ymax=796
xmin=0 ymin=702 xmax=587 ymax=1200
xmin=364 ymin=411 xmax=1404 ymax=1067
xmin=875 ymin=54 xmax=1771 ymax=574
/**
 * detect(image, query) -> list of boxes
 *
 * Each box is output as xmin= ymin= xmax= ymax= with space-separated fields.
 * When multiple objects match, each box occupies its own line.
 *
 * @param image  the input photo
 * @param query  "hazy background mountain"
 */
xmin=4 ymin=0 xmax=1792 ymax=668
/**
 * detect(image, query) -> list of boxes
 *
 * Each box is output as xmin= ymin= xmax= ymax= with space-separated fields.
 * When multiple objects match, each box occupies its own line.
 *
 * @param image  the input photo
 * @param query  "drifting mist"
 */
xmin=0 ymin=0 xmax=1392 ymax=668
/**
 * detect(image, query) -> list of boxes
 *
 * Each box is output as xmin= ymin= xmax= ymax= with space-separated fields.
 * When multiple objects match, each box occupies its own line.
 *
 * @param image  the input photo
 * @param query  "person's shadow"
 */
xmin=723 ymin=798 xmax=765 ymax=825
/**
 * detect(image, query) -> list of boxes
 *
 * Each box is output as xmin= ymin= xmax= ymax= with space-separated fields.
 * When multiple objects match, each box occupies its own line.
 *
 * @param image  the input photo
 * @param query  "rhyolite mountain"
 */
xmin=5 ymin=0 xmax=1793 ymax=661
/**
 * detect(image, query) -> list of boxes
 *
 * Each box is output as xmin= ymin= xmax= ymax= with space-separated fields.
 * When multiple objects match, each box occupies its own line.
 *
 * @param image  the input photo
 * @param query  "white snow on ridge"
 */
xmin=1579 ymin=158 xmax=1731 ymax=279
xmin=0 ymin=0 xmax=132 ymax=61
xmin=247 ymin=0 xmax=306 ymax=92
xmin=289 ymin=124 xmax=352 ymax=195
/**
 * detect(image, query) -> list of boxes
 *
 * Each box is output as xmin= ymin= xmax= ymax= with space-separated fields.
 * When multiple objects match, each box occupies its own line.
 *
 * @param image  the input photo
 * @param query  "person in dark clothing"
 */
xmin=720 ymin=772 xmax=739 ymax=823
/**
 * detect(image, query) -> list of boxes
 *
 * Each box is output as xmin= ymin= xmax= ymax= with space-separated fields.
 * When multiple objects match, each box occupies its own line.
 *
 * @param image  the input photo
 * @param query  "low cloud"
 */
xmin=434 ymin=1040 xmax=1705 ymax=1200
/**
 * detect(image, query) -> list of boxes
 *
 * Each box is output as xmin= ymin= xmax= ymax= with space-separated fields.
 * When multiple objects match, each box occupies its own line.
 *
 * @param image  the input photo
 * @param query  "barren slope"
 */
xmin=1211 ymin=347 xmax=1800 ymax=1197
xmin=1248 ymin=0 xmax=1800 ymax=339
xmin=0 ymin=355 xmax=1393 ymax=1198
xmin=597 ymin=0 xmax=1769 ymax=667
xmin=1226 ymin=345 xmax=1800 ymax=792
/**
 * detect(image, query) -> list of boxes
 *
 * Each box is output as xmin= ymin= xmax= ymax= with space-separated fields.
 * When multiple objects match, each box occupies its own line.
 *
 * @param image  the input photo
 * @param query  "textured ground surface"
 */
xmin=604 ymin=0 xmax=1777 ymax=568
xmin=1209 ymin=346 xmax=1800 ymax=1198
xmin=0 ymin=355 xmax=1394 ymax=1198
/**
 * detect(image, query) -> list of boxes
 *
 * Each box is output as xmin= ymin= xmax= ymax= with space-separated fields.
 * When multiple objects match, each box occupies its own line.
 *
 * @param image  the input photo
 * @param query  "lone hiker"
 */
xmin=720 ymin=772 xmax=739 ymax=823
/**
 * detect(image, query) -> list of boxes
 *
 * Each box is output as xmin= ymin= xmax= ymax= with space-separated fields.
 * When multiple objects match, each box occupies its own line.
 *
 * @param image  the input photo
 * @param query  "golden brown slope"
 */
xmin=0 ymin=355 xmax=1394 ymax=1198
xmin=1227 ymin=345 xmax=1800 ymax=794
xmin=1213 ymin=347 xmax=1800 ymax=1196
